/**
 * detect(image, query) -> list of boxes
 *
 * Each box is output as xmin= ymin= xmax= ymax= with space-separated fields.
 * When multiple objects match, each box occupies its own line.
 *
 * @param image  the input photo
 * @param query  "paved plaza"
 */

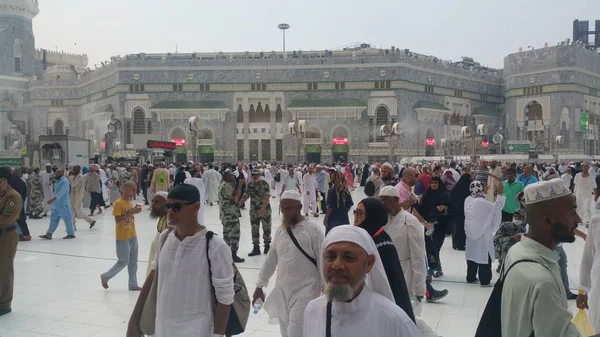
xmin=0 ymin=189 xmax=587 ymax=337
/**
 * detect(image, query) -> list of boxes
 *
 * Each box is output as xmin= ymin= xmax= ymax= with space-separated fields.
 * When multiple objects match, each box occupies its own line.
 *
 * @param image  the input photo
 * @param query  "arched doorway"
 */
xmin=374 ymin=105 xmax=389 ymax=142
xmin=133 ymin=109 xmax=146 ymax=134
xmin=332 ymin=126 xmax=349 ymax=162
xmin=305 ymin=127 xmax=322 ymax=163
xmin=170 ymin=128 xmax=187 ymax=163
xmin=425 ymin=128 xmax=435 ymax=156
xmin=198 ymin=129 xmax=214 ymax=163
xmin=524 ymin=101 xmax=545 ymax=150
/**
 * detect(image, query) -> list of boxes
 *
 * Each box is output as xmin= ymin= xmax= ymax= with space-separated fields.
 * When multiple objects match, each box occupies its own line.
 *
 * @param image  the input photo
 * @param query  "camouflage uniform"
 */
xmin=0 ymin=185 xmax=24 ymax=313
xmin=218 ymin=180 xmax=241 ymax=252
xmin=493 ymin=221 xmax=527 ymax=263
xmin=245 ymin=179 xmax=272 ymax=246
xmin=27 ymin=173 xmax=44 ymax=217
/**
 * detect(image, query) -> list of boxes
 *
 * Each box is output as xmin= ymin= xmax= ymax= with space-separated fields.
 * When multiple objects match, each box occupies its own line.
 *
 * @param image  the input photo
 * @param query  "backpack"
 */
xmin=274 ymin=172 xmax=281 ymax=182
xmin=364 ymin=178 xmax=377 ymax=196
xmin=475 ymin=259 xmax=549 ymax=337
xmin=414 ymin=180 xmax=425 ymax=195
xmin=206 ymin=231 xmax=250 ymax=335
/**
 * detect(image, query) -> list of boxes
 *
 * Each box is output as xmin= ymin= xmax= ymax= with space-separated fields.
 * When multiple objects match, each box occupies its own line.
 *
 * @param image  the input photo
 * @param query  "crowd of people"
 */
xmin=1 ymin=158 xmax=600 ymax=336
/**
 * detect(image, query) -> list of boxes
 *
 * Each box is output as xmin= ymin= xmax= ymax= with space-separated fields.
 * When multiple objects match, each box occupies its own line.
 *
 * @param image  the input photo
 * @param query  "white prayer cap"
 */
xmin=523 ymin=178 xmax=571 ymax=205
xmin=378 ymin=186 xmax=399 ymax=198
xmin=321 ymin=225 xmax=394 ymax=303
xmin=45 ymin=163 xmax=51 ymax=167
xmin=382 ymin=162 xmax=394 ymax=170
xmin=281 ymin=190 xmax=302 ymax=202
xmin=153 ymin=191 xmax=168 ymax=200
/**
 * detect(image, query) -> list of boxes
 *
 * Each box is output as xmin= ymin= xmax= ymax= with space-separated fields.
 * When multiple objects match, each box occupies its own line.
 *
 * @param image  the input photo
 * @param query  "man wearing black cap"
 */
xmin=127 ymin=184 xmax=235 ymax=337
xmin=0 ymin=166 xmax=24 ymax=316
xmin=239 ymin=169 xmax=272 ymax=256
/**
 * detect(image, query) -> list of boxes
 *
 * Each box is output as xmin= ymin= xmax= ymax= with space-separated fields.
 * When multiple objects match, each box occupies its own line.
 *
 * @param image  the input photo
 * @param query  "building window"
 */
xmin=51 ymin=100 xmax=64 ymax=107
xmin=375 ymin=106 xmax=389 ymax=142
xmin=237 ymin=139 xmax=244 ymax=161
xmin=248 ymin=104 xmax=256 ymax=123
xmin=147 ymin=121 xmax=152 ymax=134
xmin=132 ymin=109 xmax=146 ymax=134
xmin=275 ymin=104 xmax=282 ymax=122
xmin=251 ymin=83 xmax=266 ymax=91
xmin=130 ymin=84 xmax=145 ymax=92
xmin=335 ymin=82 xmax=345 ymax=90
xmin=53 ymin=119 xmax=64 ymax=135
xmin=237 ymin=105 xmax=244 ymax=123
xmin=261 ymin=139 xmax=271 ymax=161
xmin=425 ymin=85 xmax=434 ymax=93
xmin=200 ymin=84 xmax=210 ymax=91
xmin=14 ymin=39 xmax=21 ymax=73
xmin=125 ymin=121 xmax=132 ymax=144
xmin=308 ymin=82 xmax=318 ymax=90
xmin=102 ymin=90 xmax=107 ymax=98
xmin=276 ymin=139 xmax=283 ymax=161
xmin=454 ymin=90 xmax=463 ymax=98
xmin=375 ymin=81 xmax=391 ymax=89
xmin=173 ymin=84 xmax=183 ymax=92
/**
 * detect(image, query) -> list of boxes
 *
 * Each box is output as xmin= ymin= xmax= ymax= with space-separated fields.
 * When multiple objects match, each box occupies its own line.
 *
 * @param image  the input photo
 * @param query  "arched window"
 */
xmin=526 ymin=102 xmax=543 ymax=121
xmin=248 ymin=104 xmax=256 ymax=123
xmin=375 ymin=106 xmax=389 ymax=142
xmin=305 ymin=127 xmax=321 ymax=139
xmin=133 ymin=109 xmax=146 ymax=134
xmin=237 ymin=104 xmax=244 ymax=123
xmin=332 ymin=126 xmax=348 ymax=139
xmin=54 ymin=119 xmax=64 ymax=135
xmin=14 ymin=39 xmax=21 ymax=73
xmin=199 ymin=129 xmax=213 ymax=139
xmin=264 ymin=104 xmax=271 ymax=123
xmin=275 ymin=104 xmax=282 ymax=122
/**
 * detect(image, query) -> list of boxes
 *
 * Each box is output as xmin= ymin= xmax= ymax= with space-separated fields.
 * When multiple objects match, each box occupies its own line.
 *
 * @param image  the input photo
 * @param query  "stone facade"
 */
xmin=1 ymin=4 xmax=600 ymax=163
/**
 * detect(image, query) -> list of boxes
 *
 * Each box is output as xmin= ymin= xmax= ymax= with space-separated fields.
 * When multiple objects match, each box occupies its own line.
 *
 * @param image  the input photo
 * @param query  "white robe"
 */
xmin=264 ymin=169 xmax=273 ymax=190
xmin=203 ymin=169 xmax=221 ymax=203
xmin=184 ymin=177 xmax=206 ymax=225
xmin=580 ymin=214 xmax=600 ymax=333
xmin=276 ymin=169 xmax=289 ymax=198
xmin=99 ymin=169 xmax=109 ymax=203
xmin=40 ymin=170 xmax=54 ymax=214
xmin=574 ymin=173 xmax=597 ymax=224
xmin=152 ymin=229 xmax=235 ymax=337
xmin=256 ymin=220 xmax=324 ymax=337
xmin=301 ymin=173 xmax=317 ymax=215
xmin=464 ymin=195 xmax=506 ymax=264
xmin=303 ymin=287 xmax=419 ymax=337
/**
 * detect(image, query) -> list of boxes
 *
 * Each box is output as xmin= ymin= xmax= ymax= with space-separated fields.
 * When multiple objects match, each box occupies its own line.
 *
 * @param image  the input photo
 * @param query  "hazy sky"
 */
xmin=33 ymin=0 xmax=599 ymax=68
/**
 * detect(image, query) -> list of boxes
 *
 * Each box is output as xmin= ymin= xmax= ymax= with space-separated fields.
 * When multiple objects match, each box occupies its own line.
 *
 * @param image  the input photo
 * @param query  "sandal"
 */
xmin=39 ymin=234 xmax=52 ymax=240
xmin=433 ymin=271 xmax=444 ymax=278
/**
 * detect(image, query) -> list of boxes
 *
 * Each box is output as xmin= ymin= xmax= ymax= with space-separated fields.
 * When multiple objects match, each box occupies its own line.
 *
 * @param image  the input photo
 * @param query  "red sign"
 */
xmin=171 ymin=138 xmax=186 ymax=146
xmin=332 ymin=138 xmax=348 ymax=145
xmin=100 ymin=141 xmax=106 ymax=149
xmin=147 ymin=140 xmax=177 ymax=150
xmin=482 ymin=140 xmax=490 ymax=147
xmin=425 ymin=138 xmax=436 ymax=146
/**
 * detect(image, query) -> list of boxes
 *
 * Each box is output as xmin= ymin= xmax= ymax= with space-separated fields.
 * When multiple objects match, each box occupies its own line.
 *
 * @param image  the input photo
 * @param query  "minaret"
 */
xmin=0 ymin=0 xmax=40 ymax=76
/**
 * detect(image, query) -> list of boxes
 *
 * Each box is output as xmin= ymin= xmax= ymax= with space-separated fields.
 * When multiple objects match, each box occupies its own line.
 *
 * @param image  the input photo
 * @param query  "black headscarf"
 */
xmin=450 ymin=173 xmax=472 ymax=217
xmin=357 ymin=198 xmax=416 ymax=323
xmin=415 ymin=176 xmax=453 ymax=222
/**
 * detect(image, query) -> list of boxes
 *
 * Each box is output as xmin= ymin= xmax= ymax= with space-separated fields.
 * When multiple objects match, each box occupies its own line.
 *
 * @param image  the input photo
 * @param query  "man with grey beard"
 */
xmin=302 ymin=225 xmax=418 ymax=337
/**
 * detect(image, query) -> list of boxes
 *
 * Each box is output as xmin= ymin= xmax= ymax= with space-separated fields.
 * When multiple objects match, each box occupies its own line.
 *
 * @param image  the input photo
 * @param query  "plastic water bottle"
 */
xmin=425 ymin=223 xmax=435 ymax=236
xmin=253 ymin=298 xmax=264 ymax=314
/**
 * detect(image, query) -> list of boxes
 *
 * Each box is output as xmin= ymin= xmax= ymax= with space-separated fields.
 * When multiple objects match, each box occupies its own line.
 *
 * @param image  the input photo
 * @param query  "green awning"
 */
xmin=288 ymin=99 xmax=366 ymax=108
xmin=413 ymin=101 xmax=450 ymax=111
xmin=96 ymin=104 xmax=114 ymax=113
xmin=472 ymin=107 xmax=497 ymax=116
xmin=150 ymin=100 xmax=227 ymax=109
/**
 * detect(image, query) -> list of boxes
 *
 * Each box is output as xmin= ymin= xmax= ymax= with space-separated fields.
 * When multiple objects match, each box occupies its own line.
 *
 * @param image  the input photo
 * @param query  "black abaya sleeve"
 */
xmin=377 ymin=242 xmax=416 ymax=323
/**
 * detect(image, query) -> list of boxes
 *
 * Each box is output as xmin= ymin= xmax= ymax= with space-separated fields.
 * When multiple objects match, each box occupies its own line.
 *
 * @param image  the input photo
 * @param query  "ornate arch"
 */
xmin=53 ymin=118 xmax=65 ymax=135
xmin=168 ymin=126 xmax=187 ymax=141
xmin=330 ymin=124 xmax=350 ymax=141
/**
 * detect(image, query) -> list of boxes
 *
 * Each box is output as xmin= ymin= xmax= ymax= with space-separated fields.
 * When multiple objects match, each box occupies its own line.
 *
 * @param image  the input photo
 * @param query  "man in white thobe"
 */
xmin=464 ymin=180 xmax=505 ymax=286
xmin=253 ymin=191 xmax=324 ymax=337
xmin=40 ymin=164 xmax=54 ymax=216
xmin=184 ymin=171 xmax=206 ymax=225
xmin=301 ymin=167 xmax=318 ymax=217
xmin=574 ymin=163 xmax=598 ymax=226
xmin=127 ymin=184 xmax=234 ymax=337
xmin=203 ymin=165 xmax=221 ymax=206
xmin=275 ymin=166 xmax=289 ymax=200
xmin=501 ymin=179 xmax=593 ymax=337
xmin=303 ymin=225 xmax=418 ymax=337
xmin=578 ymin=214 xmax=600 ymax=333
xmin=486 ymin=161 xmax=502 ymax=202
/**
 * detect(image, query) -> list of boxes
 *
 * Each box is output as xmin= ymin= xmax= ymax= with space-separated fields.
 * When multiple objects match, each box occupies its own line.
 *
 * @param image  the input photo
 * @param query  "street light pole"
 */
xmin=277 ymin=23 xmax=290 ymax=54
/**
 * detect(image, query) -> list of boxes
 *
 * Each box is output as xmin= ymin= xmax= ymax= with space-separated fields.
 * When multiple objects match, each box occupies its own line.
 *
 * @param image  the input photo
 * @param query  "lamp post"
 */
xmin=289 ymin=119 xmax=306 ymax=163
xmin=277 ymin=23 xmax=290 ymax=54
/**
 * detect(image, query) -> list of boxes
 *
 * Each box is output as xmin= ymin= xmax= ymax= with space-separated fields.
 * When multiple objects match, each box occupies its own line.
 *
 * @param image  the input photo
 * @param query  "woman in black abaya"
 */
xmin=360 ymin=163 xmax=370 ymax=186
xmin=450 ymin=169 xmax=472 ymax=251
xmin=353 ymin=198 xmax=415 ymax=323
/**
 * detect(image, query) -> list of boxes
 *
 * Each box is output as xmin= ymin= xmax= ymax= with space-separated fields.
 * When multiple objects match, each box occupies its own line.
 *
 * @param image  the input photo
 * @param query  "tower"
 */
xmin=0 ymin=0 xmax=39 ymax=77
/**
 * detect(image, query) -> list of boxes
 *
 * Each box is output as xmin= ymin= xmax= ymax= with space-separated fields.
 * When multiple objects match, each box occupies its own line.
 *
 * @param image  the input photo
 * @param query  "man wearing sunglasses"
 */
xmin=0 ymin=166 xmax=24 ymax=316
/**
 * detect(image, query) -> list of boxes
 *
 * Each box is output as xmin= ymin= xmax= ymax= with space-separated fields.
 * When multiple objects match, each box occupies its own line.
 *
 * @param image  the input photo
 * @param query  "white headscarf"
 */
xmin=321 ymin=225 xmax=394 ymax=303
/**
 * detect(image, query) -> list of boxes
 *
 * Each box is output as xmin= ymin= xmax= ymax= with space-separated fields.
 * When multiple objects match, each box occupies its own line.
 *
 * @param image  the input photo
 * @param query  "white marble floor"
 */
xmin=0 ymin=189 xmax=588 ymax=337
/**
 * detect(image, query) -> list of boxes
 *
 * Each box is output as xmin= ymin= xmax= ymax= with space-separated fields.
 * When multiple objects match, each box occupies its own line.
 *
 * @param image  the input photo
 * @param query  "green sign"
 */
xmin=507 ymin=144 xmax=530 ymax=153
xmin=0 ymin=158 xmax=22 ymax=168
xmin=306 ymin=145 xmax=321 ymax=153
xmin=332 ymin=145 xmax=349 ymax=153
xmin=198 ymin=145 xmax=214 ymax=154
xmin=176 ymin=146 xmax=187 ymax=154
xmin=581 ymin=113 xmax=589 ymax=131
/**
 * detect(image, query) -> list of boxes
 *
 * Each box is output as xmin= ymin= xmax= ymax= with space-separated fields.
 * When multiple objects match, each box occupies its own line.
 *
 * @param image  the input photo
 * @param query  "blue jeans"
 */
xmin=555 ymin=246 xmax=573 ymax=296
xmin=47 ymin=209 xmax=75 ymax=236
xmin=101 ymin=237 xmax=139 ymax=289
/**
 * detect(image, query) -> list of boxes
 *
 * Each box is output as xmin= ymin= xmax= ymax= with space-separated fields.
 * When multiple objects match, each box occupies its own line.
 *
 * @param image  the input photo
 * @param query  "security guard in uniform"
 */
xmin=0 ymin=166 xmax=23 ymax=316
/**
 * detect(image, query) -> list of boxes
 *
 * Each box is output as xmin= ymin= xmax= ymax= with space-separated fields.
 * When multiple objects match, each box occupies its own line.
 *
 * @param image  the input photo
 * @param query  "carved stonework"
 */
xmin=0 ymin=90 xmax=24 ymax=112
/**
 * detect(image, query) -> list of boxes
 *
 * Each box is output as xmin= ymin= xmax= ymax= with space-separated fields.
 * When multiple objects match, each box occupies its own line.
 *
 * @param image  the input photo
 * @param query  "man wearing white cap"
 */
xmin=253 ymin=190 xmax=324 ymax=337
xmin=499 ymin=179 xmax=595 ymax=337
xmin=303 ymin=225 xmax=418 ymax=337
xmin=40 ymin=164 xmax=54 ymax=216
